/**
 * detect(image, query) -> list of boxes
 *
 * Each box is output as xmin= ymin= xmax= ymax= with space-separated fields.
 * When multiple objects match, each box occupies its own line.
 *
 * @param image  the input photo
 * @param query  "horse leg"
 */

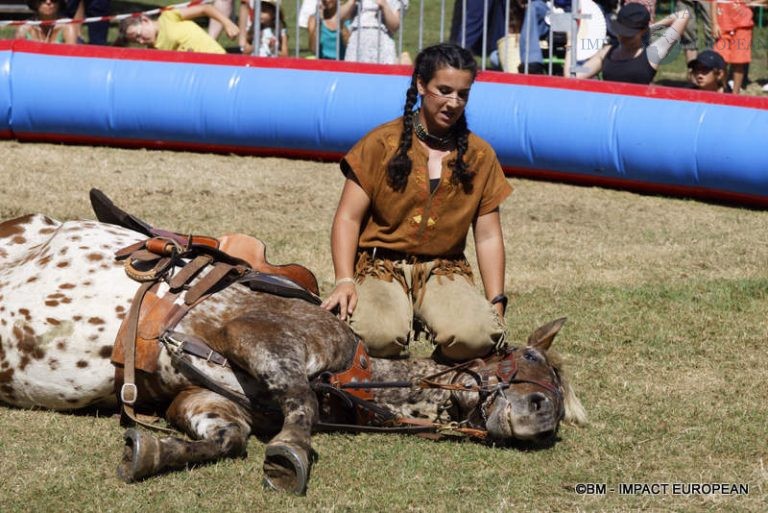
xmin=117 ymin=387 xmax=250 ymax=483
xmin=213 ymin=332 xmax=316 ymax=493
xmin=260 ymin=377 xmax=318 ymax=495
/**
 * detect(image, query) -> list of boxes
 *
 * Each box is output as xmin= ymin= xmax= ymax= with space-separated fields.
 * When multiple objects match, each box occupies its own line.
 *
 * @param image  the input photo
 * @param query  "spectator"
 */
xmin=308 ymin=0 xmax=350 ymax=59
xmin=64 ymin=0 xmax=110 ymax=45
xmin=518 ymin=0 xmax=571 ymax=74
xmin=238 ymin=0 xmax=289 ymax=56
xmin=687 ymin=49 xmax=727 ymax=92
xmin=208 ymin=0 xmax=234 ymax=41
xmin=565 ymin=5 xmax=690 ymax=85
xmin=118 ymin=5 xmax=239 ymax=54
xmin=490 ymin=0 xmax=526 ymax=72
xmin=678 ymin=0 xmax=713 ymax=62
xmin=450 ymin=0 xmax=507 ymax=60
xmin=712 ymin=0 xmax=753 ymax=94
xmin=344 ymin=0 xmax=408 ymax=64
xmin=16 ymin=0 xmax=77 ymax=44
xmin=322 ymin=42 xmax=511 ymax=362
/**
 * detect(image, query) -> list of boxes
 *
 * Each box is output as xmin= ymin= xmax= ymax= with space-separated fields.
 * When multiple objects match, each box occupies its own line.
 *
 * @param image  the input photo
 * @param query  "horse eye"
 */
xmin=523 ymin=351 xmax=538 ymax=362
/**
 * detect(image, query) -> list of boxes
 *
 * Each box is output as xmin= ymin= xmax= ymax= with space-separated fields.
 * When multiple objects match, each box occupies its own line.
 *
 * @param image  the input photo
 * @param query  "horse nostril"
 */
xmin=529 ymin=392 xmax=549 ymax=412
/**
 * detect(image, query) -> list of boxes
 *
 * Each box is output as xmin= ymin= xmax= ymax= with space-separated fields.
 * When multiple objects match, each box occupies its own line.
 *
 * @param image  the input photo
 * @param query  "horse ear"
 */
xmin=526 ymin=317 xmax=567 ymax=351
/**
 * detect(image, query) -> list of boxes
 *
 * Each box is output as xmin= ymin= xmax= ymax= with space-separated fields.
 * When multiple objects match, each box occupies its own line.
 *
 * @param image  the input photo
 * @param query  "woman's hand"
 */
xmin=321 ymin=281 xmax=358 ymax=321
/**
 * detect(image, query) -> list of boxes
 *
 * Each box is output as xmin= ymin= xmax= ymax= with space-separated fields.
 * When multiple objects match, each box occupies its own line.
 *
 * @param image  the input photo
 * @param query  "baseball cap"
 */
xmin=687 ymin=50 xmax=726 ymax=71
xmin=609 ymin=3 xmax=651 ymax=37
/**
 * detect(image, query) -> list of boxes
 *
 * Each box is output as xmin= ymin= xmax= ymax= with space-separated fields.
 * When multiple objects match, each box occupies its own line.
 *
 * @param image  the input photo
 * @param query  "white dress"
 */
xmin=344 ymin=0 xmax=408 ymax=64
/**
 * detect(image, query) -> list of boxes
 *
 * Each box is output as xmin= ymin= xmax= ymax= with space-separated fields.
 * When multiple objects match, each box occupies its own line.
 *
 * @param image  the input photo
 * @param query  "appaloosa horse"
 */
xmin=0 ymin=213 xmax=586 ymax=495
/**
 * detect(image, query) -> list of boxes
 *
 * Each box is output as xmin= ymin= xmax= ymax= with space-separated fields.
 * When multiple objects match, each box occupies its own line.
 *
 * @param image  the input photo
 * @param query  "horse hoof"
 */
xmin=262 ymin=443 xmax=310 ymax=495
xmin=116 ymin=428 xmax=161 ymax=483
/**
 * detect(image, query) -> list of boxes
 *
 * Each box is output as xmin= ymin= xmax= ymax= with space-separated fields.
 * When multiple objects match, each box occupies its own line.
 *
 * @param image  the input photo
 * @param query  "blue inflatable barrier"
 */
xmin=1 ymin=40 xmax=767 ymax=207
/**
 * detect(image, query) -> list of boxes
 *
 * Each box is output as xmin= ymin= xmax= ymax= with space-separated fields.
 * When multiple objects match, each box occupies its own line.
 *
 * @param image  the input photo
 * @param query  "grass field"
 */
xmin=0 ymin=140 xmax=766 ymax=512
xmin=1 ymin=0 xmax=767 ymax=93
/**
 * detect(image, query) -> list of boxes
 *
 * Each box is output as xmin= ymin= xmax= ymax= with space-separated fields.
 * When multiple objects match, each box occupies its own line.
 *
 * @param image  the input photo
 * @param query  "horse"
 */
xmin=0 ymin=212 xmax=586 ymax=495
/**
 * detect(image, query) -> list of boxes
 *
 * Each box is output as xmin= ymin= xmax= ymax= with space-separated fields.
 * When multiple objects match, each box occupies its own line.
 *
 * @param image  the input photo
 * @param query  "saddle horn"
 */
xmin=90 ymin=188 xmax=153 ymax=237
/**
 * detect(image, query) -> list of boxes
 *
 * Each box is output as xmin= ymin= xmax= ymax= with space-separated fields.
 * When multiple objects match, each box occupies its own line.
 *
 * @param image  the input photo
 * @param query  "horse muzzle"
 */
xmin=486 ymin=392 xmax=561 ymax=442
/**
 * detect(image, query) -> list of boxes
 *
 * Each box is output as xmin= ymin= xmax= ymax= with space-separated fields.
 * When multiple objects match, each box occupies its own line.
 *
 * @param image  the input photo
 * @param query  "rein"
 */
xmin=315 ymin=348 xmax=563 ymax=440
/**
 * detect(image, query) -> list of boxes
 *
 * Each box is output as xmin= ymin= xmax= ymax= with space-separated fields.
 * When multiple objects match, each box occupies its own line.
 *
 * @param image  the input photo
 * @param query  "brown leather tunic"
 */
xmin=341 ymin=117 xmax=513 ymax=257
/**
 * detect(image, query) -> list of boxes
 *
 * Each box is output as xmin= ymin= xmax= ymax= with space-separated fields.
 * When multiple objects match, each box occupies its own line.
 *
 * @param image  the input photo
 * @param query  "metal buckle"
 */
xmin=120 ymin=383 xmax=138 ymax=405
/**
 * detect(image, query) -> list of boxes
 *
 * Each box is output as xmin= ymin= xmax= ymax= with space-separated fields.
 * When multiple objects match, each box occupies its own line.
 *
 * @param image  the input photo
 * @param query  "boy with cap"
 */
xmin=688 ymin=49 xmax=727 ymax=92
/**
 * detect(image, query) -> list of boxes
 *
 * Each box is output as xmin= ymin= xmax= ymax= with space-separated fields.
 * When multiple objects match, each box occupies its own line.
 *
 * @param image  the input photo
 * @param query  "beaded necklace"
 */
xmin=412 ymin=110 xmax=454 ymax=150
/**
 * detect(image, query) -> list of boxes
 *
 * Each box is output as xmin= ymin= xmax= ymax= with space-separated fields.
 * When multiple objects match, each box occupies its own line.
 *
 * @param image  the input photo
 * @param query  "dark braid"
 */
xmin=387 ymin=74 xmax=419 ymax=191
xmin=387 ymin=42 xmax=478 ymax=192
xmin=451 ymin=112 xmax=474 ymax=193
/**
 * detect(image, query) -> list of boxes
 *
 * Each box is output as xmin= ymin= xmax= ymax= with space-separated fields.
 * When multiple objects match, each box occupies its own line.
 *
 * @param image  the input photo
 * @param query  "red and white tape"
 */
xmin=0 ymin=0 xmax=210 ymax=28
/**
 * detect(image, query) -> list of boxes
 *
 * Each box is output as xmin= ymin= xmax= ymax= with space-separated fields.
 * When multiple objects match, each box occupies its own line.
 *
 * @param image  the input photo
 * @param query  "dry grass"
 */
xmin=1 ymin=140 xmax=767 ymax=512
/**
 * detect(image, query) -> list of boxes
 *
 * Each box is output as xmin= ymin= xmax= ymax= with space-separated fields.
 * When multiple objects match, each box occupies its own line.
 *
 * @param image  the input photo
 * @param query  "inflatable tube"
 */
xmin=2 ymin=40 xmax=767 ymax=207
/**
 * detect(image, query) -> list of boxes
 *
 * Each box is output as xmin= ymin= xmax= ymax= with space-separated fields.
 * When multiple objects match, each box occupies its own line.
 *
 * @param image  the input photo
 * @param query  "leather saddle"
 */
xmin=89 ymin=188 xmax=320 ymax=297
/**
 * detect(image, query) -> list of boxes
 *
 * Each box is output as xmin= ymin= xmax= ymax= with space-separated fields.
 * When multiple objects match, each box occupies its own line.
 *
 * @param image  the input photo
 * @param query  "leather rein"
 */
xmin=314 ymin=347 xmax=564 ymax=440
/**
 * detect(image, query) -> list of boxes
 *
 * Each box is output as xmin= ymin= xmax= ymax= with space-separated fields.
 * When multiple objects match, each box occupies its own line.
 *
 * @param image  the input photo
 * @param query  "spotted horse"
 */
xmin=0 ymin=207 xmax=587 ymax=495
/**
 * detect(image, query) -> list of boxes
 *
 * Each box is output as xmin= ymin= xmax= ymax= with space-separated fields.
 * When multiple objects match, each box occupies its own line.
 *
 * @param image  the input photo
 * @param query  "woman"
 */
xmin=15 ymin=0 xmax=78 ymax=44
xmin=321 ymin=43 xmax=512 ymax=362
xmin=565 ymin=4 xmax=690 ymax=85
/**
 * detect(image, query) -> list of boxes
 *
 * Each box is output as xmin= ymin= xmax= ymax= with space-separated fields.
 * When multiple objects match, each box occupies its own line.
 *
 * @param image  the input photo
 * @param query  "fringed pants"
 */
xmin=349 ymin=251 xmax=507 ymax=361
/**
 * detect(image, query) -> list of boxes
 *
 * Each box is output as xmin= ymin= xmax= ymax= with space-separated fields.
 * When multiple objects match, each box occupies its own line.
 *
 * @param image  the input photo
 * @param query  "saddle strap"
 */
xmin=118 ymin=281 xmax=176 ymax=434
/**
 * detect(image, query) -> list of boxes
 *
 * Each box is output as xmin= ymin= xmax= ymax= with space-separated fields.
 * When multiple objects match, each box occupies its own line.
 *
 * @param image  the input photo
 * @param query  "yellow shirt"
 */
xmin=341 ymin=117 xmax=513 ymax=257
xmin=155 ymin=10 xmax=225 ymax=54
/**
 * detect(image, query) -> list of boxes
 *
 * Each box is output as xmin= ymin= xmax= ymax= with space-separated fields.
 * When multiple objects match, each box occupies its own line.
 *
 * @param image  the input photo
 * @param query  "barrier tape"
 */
xmin=0 ymin=0 xmax=210 ymax=28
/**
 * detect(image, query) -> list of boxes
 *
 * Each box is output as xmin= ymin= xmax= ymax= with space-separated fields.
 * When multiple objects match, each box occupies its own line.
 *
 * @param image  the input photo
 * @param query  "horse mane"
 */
xmin=546 ymin=349 xmax=588 ymax=427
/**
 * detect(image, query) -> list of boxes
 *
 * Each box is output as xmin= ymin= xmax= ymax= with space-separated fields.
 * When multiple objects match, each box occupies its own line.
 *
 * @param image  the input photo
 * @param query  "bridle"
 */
xmin=314 ymin=346 xmax=564 ymax=440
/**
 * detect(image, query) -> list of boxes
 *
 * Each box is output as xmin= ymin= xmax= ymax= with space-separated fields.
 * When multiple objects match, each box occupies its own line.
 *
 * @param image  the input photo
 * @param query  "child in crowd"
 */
xmin=344 ymin=0 xmax=408 ymax=64
xmin=238 ymin=0 xmax=289 ymax=57
xmin=308 ymin=0 xmax=350 ymax=59
xmin=118 ymin=5 xmax=239 ymax=54
xmin=712 ymin=0 xmax=753 ymax=94
xmin=687 ymin=49 xmax=727 ymax=92
xmin=16 ymin=0 xmax=78 ymax=44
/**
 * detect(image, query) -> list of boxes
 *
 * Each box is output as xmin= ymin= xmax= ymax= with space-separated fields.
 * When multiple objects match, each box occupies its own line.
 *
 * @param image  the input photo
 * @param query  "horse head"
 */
xmin=450 ymin=318 xmax=587 ymax=444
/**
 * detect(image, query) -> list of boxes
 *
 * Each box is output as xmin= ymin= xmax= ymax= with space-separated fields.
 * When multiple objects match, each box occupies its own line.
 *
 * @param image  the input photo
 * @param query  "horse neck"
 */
xmin=369 ymin=357 xmax=458 ymax=420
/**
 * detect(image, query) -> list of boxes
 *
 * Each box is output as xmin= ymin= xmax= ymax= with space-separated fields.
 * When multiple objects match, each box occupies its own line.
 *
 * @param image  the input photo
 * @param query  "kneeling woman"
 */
xmin=322 ymin=42 xmax=512 ymax=362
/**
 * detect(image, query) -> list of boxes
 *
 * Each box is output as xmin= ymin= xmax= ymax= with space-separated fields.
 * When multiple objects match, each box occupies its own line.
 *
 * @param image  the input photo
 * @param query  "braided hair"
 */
xmin=387 ymin=43 xmax=478 ymax=193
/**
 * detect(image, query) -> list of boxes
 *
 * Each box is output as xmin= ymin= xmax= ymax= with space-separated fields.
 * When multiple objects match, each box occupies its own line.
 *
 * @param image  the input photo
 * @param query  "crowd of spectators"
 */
xmin=5 ymin=0 xmax=767 ymax=94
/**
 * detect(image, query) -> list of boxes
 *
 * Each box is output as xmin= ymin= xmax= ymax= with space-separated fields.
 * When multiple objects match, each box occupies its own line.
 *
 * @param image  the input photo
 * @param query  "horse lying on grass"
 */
xmin=0 ymin=212 xmax=586 ymax=495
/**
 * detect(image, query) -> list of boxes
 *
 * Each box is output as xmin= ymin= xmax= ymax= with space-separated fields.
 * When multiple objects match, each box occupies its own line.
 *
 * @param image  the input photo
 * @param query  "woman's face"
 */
xmin=125 ymin=18 xmax=157 ymax=45
xmin=36 ymin=0 xmax=60 ymax=19
xmin=416 ymin=66 xmax=473 ymax=136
